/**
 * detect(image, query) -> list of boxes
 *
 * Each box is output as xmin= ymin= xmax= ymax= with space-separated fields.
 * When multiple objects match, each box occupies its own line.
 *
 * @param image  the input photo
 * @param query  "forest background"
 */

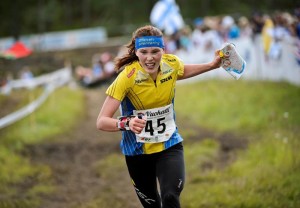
xmin=0 ymin=0 xmax=299 ymax=39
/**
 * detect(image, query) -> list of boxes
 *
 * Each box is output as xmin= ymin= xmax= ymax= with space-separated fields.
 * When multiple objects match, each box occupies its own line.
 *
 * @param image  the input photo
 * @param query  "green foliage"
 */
xmin=0 ymin=0 xmax=298 ymax=37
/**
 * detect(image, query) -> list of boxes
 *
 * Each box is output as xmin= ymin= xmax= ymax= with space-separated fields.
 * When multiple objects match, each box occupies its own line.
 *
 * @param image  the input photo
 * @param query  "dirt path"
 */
xmin=25 ymin=86 xmax=247 ymax=208
xmin=27 ymin=86 xmax=140 ymax=208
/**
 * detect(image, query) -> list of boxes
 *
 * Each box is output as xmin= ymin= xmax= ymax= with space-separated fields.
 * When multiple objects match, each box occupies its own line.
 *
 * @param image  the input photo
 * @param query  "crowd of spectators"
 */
xmin=73 ymin=9 xmax=300 ymax=88
xmin=163 ymin=9 xmax=300 ymax=64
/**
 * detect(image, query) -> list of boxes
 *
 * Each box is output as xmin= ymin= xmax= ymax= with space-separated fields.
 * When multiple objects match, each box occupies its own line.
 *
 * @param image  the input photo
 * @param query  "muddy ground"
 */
xmin=26 ymin=87 xmax=141 ymax=208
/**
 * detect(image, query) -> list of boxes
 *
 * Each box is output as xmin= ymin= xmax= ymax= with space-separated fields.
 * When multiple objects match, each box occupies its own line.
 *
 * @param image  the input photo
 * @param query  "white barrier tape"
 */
xmin=0 ymin=85 xmax=53 ymax=129
xmin=9 ymin=67 xmax=71 ymax=89
xmin=0 ymin=67 xmax=72 ymax=129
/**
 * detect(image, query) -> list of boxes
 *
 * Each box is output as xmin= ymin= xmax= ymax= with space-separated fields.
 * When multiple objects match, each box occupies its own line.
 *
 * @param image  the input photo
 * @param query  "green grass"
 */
xmin=176 ymin=80 xmax=300 ymax=135
xmin=1 ymin=79 xmax=299 ymax=208
xmin=175 ymin=80 xmax=300 ymax=208
xmin=0 ymin=88 xmax=43 ymax=118
xmin=0 ymin=86 xmax=85 ymax=208
xmin=1 ymin=87 xmax=85 ymax=148
xmin=83 ymin=80 xmax=300 ymax=208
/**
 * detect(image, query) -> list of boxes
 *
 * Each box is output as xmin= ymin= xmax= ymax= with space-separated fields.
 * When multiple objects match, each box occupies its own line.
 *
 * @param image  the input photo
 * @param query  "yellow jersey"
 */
xmin=106 ymin=54 xmax=184 ymax=155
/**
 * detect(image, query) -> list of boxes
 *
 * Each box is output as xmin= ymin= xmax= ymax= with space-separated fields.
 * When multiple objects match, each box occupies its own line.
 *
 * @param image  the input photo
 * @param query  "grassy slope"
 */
xmin=86 ymin=79 xmax=300 ymax=208
xmin=0 ymin=79 xmax=299 ymax=208
xmin=175 ymin=80 xmax=300 ymax=208
xmin=0 ymin=86 xmax=85 ymax=208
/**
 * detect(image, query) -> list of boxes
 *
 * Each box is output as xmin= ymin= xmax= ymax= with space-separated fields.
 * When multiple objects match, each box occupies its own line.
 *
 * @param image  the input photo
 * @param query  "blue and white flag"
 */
xmin=150 ymin=0 xmax=185 ymax=35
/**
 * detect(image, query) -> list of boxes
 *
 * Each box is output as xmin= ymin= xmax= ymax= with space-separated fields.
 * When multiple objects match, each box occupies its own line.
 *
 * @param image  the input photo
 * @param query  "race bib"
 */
xmin=133 ymin=104 xmax=176 ymax=143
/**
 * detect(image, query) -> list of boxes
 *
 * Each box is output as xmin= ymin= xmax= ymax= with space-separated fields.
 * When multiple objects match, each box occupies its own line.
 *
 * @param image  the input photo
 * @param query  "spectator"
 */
xmin=20 ymin=66 xmax=33 ymax=80
xmin=268 ymin=12 xmax=292 ymax=60
xmin=262 ymin=16 xmax=274 ymax=59
xmin=164 ymin=34 xmax=178 ymax=54
xmin=0 ymin=73 xmax=13 ymax=95
xmin=295 ymin=7 xmax=300 ymax=39
xmin=202 ymin=17 xmax=223 ymax=52
xmin=238 ymin=16 xmax=253 ymax=38
xmin=75 ymin=52 xmax=116 ymax=86
xmin=178 ymin=25 xmax=193 ymax=52
xmin=221 ymin=15 xmax=240 ymax=40
xmin=19 ymin=66 xmax=35 ymax=89
xmin=191 ymin=17 xmax=205 ymax=50
xmin=251 ymin=11 xmax=265 ymax=36
xmin=100 ymin=52 xmax=117 ymax=80
xmin=75 ymin=53 xmax=104 ymax=84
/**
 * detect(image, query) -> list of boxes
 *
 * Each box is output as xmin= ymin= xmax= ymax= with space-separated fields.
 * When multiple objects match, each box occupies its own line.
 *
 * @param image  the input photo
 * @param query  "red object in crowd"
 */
xmin=1 ymin=41 xmax=32 ymax=59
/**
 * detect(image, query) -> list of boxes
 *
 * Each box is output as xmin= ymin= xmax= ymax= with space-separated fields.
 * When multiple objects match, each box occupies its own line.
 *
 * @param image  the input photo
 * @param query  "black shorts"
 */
xmin=125 ymin=142 xmax=185 ymax=208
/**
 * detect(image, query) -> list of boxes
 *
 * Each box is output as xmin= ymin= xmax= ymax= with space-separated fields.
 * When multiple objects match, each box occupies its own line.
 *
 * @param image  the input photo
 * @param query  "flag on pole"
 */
xmin=150 ymin=0 xmax=185 ymax=35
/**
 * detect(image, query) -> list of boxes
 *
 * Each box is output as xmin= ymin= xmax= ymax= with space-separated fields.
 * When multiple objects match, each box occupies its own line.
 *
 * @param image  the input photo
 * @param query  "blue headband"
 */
xmin=135 ymin=36 xmax=164 ymax=49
